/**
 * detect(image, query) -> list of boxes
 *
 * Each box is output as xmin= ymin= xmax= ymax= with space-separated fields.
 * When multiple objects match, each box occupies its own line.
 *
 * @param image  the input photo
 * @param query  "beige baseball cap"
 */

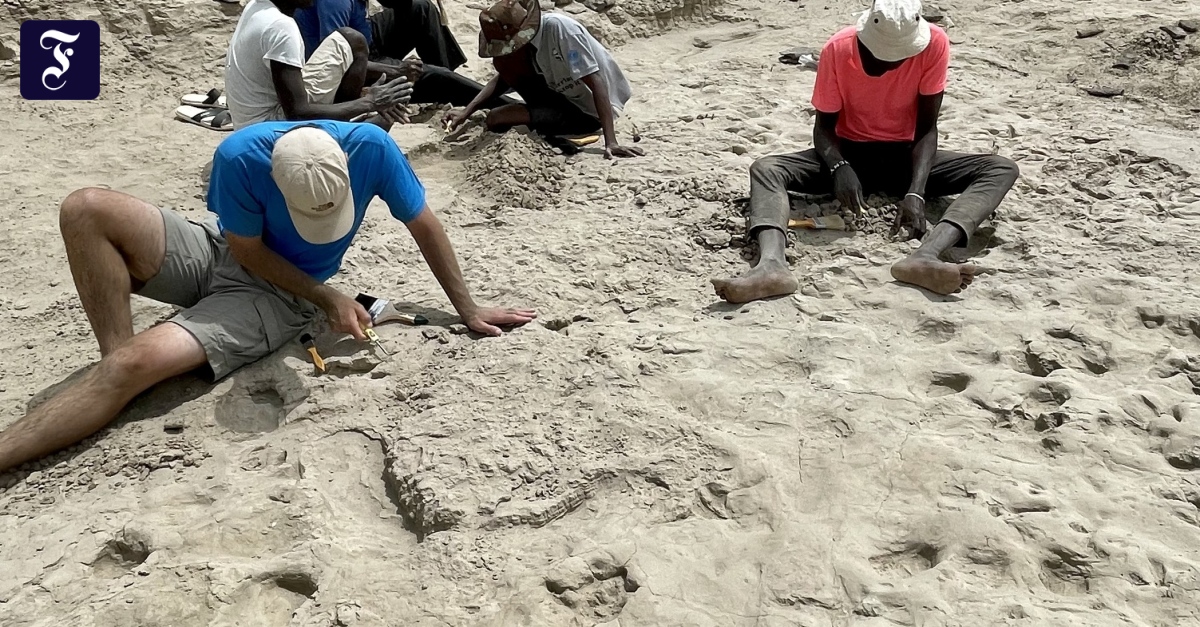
xmin=270 ymin=126 xmax=356 ymax=245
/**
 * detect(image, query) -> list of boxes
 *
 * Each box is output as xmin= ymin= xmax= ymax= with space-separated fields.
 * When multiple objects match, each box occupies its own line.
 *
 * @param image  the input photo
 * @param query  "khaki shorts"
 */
xmin=136 ymin=208 xmax=317 ymax=381
xmin=302 ymin=31 xmax=355 ymax=105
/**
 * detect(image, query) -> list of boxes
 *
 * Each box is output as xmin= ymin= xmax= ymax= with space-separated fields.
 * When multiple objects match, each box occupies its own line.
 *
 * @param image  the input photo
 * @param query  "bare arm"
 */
xmin=581 ymin=72 xmax=642 ymax=158
xmin=580 ymin=72 xmax=617 ymax=147
xmin=402 ymin=206 xmax=538 ymax=335
xmin=224 ymin=233 xmax=370 ymax=339
xmin=403 ymin=207 xmax=479 ymax=320
xmin=271 ymin=61 xmax=374 ymax=121
xmin=813 ymin=111 xmax=846 ymax=169
xmin=271 ymin=61 xmax=410 ymax=122
xmin=464 ymin=74 xmax=504 ymax=117
xmin=814 ymin=110 xmax=865 ymax=213
xmin=908 ymin=92 xmax=944 ymax=197
xmin=444 ymin=74 xmax=504 ymax=130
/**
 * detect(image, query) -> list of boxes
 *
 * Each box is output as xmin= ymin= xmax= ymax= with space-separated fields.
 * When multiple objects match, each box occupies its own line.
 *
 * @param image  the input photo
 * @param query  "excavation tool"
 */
xmin=299 ymin=333 xmax=325 ymax=373
xmin=355 ymin=293 xmax=429 ymax=326
xmin=788 ymin=215 xmax=847 ymax=230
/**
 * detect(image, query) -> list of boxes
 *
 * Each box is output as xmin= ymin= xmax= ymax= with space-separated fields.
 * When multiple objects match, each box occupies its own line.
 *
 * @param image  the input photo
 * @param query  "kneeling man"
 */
xmin=0 ymin=122 xmax=535 ymax=472
xmin=712 ymin=0 xmax=1019 ymax=302
xmin=444 ymin=0 xmax=642 ymax=159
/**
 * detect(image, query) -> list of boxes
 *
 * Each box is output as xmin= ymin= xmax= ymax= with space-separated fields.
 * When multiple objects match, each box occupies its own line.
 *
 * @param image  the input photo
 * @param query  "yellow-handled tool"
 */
xmin=788 ymin=215 xmax=847 ymax=230
xmin=300 ymin=333 xmax=326 ymax=373
xmin=362 ymin=326 xmax=390 ymax=357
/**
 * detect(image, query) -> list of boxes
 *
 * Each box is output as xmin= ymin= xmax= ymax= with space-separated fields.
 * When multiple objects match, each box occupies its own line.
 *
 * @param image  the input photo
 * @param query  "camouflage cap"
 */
xmin=478 ymin=0 xmax=542 ymax=58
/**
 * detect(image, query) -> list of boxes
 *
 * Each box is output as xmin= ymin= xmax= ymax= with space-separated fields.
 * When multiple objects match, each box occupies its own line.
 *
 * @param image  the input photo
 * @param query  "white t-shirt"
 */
xmin=224 ymin=0 xmax=306 ymax=129
xmin=529 ymin=14 xmax=632 ymax=119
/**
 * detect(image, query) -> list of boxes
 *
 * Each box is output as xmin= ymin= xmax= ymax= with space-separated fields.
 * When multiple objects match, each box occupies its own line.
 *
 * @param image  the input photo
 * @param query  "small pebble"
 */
xmin=1076 ymin=26 xmax=1104 ymax=39
xmin=1085 ymin=86 xmax=1124 ymax=98
xmin=1180 ymin=20 xmax=1198 ymax=33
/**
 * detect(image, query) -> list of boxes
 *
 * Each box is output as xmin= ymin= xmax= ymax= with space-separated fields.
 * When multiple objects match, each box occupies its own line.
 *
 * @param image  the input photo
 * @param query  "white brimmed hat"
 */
xmin=856 ymin=0 xmax=931 ymax=63
xmin=270 ymin=126 xmax=355 ymax=245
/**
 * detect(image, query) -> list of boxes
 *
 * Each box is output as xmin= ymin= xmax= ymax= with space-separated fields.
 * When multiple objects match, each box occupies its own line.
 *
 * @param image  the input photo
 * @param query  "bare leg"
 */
xmin=0 ymin=323 xmax=206 ymax=472
xmin=890 ymin=222 xmax=977 ymax=295
xmin=334 ymin=28 xmax=371 ymax=104
xmin=485 ymin=104 xmax=532 ymax=132
xmin=59 ymin=188 xmax=166 ymax=356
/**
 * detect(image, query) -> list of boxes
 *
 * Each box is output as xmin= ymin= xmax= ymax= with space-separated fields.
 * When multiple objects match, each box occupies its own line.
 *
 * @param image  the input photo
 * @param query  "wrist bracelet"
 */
xmin=905 ymin=192 xmax=925 ymax=202
xmin=830 ymin=160 xmax=849 ymax=173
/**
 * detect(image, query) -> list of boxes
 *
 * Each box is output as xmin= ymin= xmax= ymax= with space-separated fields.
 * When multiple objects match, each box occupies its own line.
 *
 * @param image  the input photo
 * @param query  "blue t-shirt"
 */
xmin=294 ymin=0 xmax=372 ymax=60
xmin=207 ymin=120 xmax=426 ymax=282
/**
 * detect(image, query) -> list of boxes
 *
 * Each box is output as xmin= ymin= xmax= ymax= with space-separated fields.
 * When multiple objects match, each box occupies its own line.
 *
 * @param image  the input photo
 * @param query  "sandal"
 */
xmin=174 ymin=105 xmax=234 ymax=131
xmin=180 ymin=88 xmax=226 ymax=109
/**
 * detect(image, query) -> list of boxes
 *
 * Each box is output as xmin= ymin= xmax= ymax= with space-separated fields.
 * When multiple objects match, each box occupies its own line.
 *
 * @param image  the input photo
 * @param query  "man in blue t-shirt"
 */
xmin=0 ymin=121 xmax=536 ymax=473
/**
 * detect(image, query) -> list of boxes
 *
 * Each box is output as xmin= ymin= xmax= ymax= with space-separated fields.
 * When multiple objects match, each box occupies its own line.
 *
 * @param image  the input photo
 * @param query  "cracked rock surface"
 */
xmin=3 ymin=0 xmax=1200 ymax=624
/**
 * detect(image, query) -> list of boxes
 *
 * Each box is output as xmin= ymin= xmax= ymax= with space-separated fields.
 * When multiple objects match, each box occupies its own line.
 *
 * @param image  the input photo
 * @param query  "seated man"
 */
xmin=225 ymin=0 xmax=412 ymax=130
xmin=0 ymin=122 xmax=536 ymax=472
xmin=294 ymin=0 xmax=512 ymax=109
xmin=712 ymin=0 xmax=1019 ymax=302
xmin=443 ymin=0 xmax=643 ymax=159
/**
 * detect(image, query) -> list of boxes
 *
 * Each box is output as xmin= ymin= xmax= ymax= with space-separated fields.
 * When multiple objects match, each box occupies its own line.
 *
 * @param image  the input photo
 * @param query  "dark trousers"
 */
xmin=748 ymin=143 xmax=1019 ymax=245
xmin=509 ymin=75 xmax=601 ymax=137
xmin=369 ymin=0 xmax=467 ymax=70
xmin=369 ymin=0 xmax=514 ymax=108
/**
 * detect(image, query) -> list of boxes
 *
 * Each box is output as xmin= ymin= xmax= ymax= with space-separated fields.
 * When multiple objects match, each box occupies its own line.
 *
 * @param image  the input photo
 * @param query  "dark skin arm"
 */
xmin=894 ymin=92 xmax=944 ymax=237
xmin=443 ymin=74 xmax=506 ymax=130
xmin=270 ymin=61 xmax=410 ymax=121
xmin=580 ymin=72 xmax=642 ymax=159
xmin=814 ymin=110 xmax=865 ymax=214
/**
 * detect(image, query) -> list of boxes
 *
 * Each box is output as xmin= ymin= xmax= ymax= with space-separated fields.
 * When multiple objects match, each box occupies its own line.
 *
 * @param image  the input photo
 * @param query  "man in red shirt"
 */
xmin=713 ymin=0 xmax=1019 ymax=302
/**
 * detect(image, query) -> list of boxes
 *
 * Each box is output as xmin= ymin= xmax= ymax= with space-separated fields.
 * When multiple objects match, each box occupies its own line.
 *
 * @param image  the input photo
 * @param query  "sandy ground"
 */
xmin=2 ymin=0 xmax=1200 ymax=624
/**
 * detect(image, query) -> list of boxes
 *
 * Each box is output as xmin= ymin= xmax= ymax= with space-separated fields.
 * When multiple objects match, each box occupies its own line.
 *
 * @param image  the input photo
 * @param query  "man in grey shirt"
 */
xmin=443 ymin=0 xmax=643 ymax=159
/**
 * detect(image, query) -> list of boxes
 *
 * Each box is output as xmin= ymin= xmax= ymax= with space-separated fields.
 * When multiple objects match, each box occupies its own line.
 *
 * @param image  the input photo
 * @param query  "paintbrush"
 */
xmin=355 ymin=293 xmax=428 ymax=326
xmin=788 ymin=215 xmax=847 ymax=230
xmin=299 ymin=333 xmax=326 ymax=372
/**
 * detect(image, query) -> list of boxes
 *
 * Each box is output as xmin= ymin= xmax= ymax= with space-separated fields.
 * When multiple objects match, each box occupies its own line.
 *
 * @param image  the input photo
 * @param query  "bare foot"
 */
xmin=890 ymin=256 xmax=978 ymax=295
xmin=711 ymin=260 xmax=799 ymax=303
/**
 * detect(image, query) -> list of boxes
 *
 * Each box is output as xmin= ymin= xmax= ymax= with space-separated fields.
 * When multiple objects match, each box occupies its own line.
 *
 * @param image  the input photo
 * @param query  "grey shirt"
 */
xmin=529 ymin=14 xmax=632 ymax=118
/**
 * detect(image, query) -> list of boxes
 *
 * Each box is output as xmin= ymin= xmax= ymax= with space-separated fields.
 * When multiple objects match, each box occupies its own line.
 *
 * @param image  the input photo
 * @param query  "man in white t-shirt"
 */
xmin=225 ymin=0 xmax=414 ymax=129
xmin=443 ymin=0 xmax=642 ymax=159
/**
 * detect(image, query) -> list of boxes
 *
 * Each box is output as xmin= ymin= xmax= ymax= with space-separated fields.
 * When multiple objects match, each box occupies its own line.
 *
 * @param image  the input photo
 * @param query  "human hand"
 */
xmin=377 ymin=104 xmax=410 ymax=126
xmin=398 ymin=58 xmax=424 ymax=82
xmin=892 ymin=193 xmax=927 ymax=238
xmin=604 ymin=143 xmax=645 ymax=160
xmin=318 ymin=288 xmax=372 ymax=341
xmin=443 ymin=108 xmax=470 ymax=132
xmin=365 ymin=74 xmax=413 ymax=110
xmin=462 ymin=307 xmax=538 ymax=336
xmin=833 ymin=165 xmax=866 ymax=216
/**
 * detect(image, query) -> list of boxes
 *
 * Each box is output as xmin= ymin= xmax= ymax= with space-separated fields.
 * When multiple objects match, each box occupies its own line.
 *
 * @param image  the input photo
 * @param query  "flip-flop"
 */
xmin=175 ymin=105 xmax=234 ymax=131
xmin=180 ymin=88 xmax=226 ymax=108
xmin=779 ymin=46 xmax=820 ymax=69
xmin=565 ymin=134 xmax=600 ymax=147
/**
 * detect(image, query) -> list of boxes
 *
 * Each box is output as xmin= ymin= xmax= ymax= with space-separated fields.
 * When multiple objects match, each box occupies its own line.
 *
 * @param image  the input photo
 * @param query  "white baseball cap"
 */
xmin=270 ymin=126 xmax=356 ymax=245
xmin=856 ymin=0 xmax=932 ymax=63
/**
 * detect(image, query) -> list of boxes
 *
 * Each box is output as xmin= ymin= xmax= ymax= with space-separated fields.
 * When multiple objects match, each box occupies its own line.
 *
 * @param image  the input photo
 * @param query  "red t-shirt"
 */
xmin=811 ymin=25 xmax=950 ymax=143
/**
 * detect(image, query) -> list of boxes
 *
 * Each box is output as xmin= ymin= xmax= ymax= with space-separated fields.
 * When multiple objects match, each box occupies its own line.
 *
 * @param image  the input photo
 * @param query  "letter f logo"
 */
xmin=21 ymin=20 xmax=100 ymax=100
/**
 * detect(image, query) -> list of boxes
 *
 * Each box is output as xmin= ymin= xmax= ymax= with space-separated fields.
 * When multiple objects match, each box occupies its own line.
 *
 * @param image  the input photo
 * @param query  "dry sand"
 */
xmin=3 ymin=0 xmax=1200 ymax=624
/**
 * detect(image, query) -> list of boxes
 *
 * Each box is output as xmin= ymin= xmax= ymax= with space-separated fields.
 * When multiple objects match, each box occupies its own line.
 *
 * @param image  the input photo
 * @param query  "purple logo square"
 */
xmin=20 ymin=20 xmax=101 ymax=100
